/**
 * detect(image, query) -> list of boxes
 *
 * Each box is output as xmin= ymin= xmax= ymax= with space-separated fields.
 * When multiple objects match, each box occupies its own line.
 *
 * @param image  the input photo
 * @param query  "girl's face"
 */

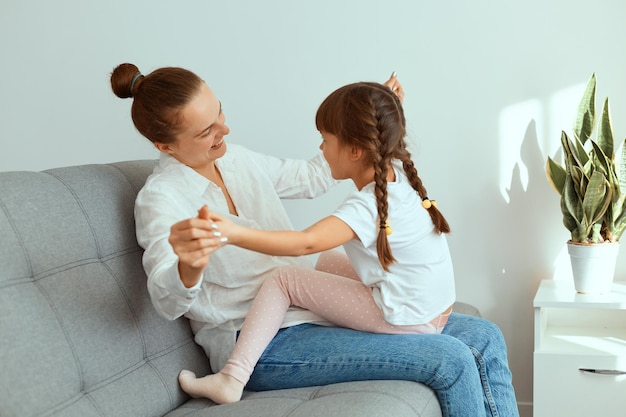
xmin=319 ymin=131 xmax=354 ymax=180
xmin=156 ymin=82 xmax=230 ymax=172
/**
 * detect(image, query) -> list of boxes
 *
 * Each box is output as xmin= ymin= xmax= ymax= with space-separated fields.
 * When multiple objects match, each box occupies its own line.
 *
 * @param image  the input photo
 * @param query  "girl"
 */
xmin=179 ymin=81 xmax=456 ymax=404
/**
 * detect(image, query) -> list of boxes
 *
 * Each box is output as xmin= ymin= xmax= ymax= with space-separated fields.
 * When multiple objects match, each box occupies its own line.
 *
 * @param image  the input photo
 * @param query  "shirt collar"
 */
xmin=158 ymin=153 xmax=212 ymax=196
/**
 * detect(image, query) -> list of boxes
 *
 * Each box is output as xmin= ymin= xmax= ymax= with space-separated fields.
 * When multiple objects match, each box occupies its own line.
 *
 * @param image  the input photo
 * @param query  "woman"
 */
xmin=110 ymin=62 xmax=519 ymax=417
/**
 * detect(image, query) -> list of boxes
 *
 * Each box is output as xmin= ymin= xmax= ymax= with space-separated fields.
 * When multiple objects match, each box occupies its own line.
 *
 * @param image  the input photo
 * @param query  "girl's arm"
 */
xmin=208 ymin=207 xmax=356 ymax=256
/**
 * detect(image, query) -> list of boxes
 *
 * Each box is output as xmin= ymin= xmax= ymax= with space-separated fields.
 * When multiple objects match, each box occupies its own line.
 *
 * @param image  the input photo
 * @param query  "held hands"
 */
xmin=383 ymin=71 xmax=405 ymax=103
xmin=168 ymin=205 xmax=228 ymax=287
xmin=205 ymin=209 xmax=240 ymax=244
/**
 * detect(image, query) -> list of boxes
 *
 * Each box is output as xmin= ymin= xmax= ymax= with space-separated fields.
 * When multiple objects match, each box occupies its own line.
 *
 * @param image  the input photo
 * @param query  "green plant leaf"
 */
xmin=570 ymin=165 xmax=587 ymax=202
xmin=591 ymin=223 xmax=602 ymax=242
xmin=573 ymin=128 xmax=590 ymax=163
xmin=560 ymin=193 xmax=579 ymax=236
xmin=546 ymin=157 xmax=566 ymax=194
xmin=596 ymin=97 xmax=614 ymax=159
xmin=574 ymin=73 xmax=596 ymax=145
xmin=562 ymin=132 xmax=588 ymax=178
xmin=591 ymin=116 xmax=622 ymax=242
xmin=609 ymin=138 xmax=626 ymax=240
xmin=590 ymin=139 xmax=612 ymax=179
xmin=582 ymin=170 xmax=611 ymax=229
xmin=563 ymin=171 xmax=585 ymax=241
xmin=612 ymin=197 xmax=626 ymax=241
xmin=619 ymin=138 xmax=626 ymax=194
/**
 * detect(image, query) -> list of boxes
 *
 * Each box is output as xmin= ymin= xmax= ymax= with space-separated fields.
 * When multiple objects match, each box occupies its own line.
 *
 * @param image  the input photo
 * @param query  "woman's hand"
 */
xmin=169 ymin=205 xmax=226 ymax=287
xmin=383 ymin=71 xmax=405 ymax=102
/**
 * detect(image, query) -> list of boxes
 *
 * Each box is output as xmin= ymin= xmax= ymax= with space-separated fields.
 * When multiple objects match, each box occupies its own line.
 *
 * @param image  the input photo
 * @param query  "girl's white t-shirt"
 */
xmin=332 ymin=161 xmax=456 ymax=325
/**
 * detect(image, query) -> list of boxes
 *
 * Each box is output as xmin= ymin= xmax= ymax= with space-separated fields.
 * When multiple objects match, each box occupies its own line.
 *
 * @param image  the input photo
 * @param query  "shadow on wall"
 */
xmin=494 ymin=119 xmax=562 ymax=320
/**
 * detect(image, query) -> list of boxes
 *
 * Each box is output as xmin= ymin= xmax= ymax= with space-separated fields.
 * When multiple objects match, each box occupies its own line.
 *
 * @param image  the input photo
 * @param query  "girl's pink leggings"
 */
xmin=221 ymin=251 xmax=452 ymax=384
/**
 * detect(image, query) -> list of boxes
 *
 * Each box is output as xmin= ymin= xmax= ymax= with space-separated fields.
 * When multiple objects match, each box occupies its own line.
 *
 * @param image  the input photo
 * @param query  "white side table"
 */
xmin=533 ymin=279 xmax=626 ymax=417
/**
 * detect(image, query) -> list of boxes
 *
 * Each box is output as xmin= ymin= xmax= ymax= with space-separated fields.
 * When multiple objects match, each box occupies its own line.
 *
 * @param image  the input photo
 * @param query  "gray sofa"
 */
xmin=0 ymin=160 xmax=480 ymax=417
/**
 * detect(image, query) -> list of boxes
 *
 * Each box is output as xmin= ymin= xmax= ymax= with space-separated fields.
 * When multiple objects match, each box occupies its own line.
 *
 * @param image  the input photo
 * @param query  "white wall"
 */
xmin=3 ymin=0 xmax=626 ymax=414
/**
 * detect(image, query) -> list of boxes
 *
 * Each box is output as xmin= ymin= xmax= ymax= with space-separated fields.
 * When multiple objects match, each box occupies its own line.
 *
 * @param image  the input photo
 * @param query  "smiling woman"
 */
xmin=111 ymin=63 xmax=233 ymax=209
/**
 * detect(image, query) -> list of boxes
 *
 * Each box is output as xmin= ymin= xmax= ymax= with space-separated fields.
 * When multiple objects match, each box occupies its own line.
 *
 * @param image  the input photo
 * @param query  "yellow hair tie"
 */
xmin=379 ymin=221 xmax=393 ymax=236
xmin=422 ymin=198 xmax=437 ymax=209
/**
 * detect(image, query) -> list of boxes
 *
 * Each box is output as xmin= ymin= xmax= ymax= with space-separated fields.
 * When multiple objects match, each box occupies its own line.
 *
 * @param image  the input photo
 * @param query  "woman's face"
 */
xmin=156 ymin=82 xmax=230 ymax=171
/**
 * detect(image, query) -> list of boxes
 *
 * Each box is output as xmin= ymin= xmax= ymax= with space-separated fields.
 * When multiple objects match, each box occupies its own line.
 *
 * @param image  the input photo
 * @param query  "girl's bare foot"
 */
xmin=178 ymin=370 xmax=244 ymax=404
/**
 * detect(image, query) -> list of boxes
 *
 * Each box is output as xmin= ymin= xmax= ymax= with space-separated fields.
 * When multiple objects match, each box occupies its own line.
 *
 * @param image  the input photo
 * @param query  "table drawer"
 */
xmin=534 ymin=353 xmax=626 ymax=417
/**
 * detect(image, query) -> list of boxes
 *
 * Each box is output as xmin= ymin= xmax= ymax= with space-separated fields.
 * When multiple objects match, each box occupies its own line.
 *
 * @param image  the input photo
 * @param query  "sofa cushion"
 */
xmin=164 ymin=380 xmax=441 ymax=417
xmin=0 ymin=161 xmax=211 ymax=417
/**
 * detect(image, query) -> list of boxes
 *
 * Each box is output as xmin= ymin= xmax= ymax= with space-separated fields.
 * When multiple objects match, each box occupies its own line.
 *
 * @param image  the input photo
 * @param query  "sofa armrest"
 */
xmin=453 ymin=301 xmax=481 ymax=317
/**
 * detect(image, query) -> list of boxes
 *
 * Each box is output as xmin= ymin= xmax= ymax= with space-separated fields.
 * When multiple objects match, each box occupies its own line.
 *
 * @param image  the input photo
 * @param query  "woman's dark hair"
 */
xmin=315 ymin=82 xmax=450 ymax=271
xmin=110 ymin=63 xmax=204 ymax=144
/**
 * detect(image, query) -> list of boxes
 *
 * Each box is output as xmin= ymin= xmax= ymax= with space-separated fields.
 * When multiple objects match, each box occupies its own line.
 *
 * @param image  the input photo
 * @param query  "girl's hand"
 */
xmin=383 ymin=71 xmax=405 ymax=102
xmin=169 ymin=205 xmax=226 ymax=287
xmin=206 ymin=209 xmax=240 ymax=244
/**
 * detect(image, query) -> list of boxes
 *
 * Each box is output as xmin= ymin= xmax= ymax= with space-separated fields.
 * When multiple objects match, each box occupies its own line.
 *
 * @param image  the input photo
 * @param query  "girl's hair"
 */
xmin=110 ymin=63 xmax=204 ymax=144
xmin=315 ymin=82 xmax=450 ymax=271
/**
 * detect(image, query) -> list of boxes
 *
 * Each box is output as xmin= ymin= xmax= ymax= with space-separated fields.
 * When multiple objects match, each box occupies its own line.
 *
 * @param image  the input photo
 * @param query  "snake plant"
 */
xmin=546 ymin=73 xmax=626 ymax=244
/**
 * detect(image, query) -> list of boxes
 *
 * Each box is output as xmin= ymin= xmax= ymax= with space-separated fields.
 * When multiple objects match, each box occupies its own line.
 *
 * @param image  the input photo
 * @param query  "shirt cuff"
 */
xmin=166 ymin=260 xmax=203 ymax=301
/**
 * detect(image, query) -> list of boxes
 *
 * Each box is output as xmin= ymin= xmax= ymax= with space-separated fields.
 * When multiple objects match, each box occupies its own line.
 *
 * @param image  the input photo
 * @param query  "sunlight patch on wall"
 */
xmin=498 ymin=82 xmax=587 ymax=204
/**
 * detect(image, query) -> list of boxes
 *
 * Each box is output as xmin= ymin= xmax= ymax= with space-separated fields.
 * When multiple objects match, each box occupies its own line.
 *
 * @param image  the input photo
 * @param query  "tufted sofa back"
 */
xmin=0 ymin=161 xmax=211 ymax=417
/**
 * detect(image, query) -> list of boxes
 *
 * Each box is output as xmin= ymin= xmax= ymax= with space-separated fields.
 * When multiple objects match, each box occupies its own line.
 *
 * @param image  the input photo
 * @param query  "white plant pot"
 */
xmin=567 ymin=241 xmax=619 ymax=294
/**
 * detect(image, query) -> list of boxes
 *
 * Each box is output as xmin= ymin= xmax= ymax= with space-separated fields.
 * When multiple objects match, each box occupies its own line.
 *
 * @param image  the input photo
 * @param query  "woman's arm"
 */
xmin=382 ymin=71 xmax=404 ymax=102
xmin=209 ymin=207 xmax=356 ymax=256
xmin=136 ymin=193 xmax=225 ymax=320
xmin=250 ymin=148 xmax=338 ymax=200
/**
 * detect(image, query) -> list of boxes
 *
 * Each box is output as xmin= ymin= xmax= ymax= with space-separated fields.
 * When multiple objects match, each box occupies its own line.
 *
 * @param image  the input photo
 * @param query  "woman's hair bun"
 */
xmin=110 ymin=63 xmax=142 ymax=98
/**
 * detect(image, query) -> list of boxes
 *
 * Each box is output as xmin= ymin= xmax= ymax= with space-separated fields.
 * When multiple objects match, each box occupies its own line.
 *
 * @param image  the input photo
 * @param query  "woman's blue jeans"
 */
xmin=246 ymin=313 xmax=519 ymax=417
